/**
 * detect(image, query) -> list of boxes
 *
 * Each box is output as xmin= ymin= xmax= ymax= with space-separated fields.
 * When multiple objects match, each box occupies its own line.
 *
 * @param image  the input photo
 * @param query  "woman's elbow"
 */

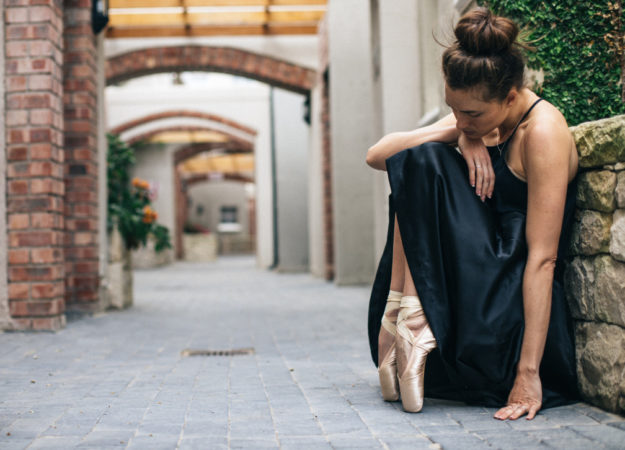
xmin=366 ymin=146 xmax=385 ymax=170
xmin=527 ymin=253 xmax=558 ymax=274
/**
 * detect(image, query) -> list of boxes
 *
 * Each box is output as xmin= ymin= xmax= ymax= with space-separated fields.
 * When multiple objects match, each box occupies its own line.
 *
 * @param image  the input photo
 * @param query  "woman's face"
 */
xmin=444 ymin=84 xmax=510 ymax=139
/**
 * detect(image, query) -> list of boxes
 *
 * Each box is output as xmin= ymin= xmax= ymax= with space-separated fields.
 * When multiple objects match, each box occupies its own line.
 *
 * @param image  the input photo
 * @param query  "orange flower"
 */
xmin=142 ymin=205 xmax=158 ymax=224
xmin=132 ymin=177 xmax=150 ymax=190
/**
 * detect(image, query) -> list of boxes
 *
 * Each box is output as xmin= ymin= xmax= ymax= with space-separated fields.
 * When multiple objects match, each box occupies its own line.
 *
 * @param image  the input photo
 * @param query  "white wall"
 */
xmin=308 ymin=83 xmax=325 ymax=278
xmin=106 ymin=77 xmax=275 ymax=268
xmin=273 ymin=88 xmax=309 ymax=272
xmin=327 ymin=0 xmax=377 ymax=285
xmin=131 ymin=144 xmax=177 ymax=247
xmin=187 ymin=180 xmax=250 ymax=235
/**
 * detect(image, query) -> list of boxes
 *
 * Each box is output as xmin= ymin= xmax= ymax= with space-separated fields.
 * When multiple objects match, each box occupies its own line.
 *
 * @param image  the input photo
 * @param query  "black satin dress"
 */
xmin=367 ymin=100 xmax=579 ymax=408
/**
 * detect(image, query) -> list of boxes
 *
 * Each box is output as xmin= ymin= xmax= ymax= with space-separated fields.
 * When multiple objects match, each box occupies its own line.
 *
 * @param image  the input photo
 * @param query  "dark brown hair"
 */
xmin=442 ymin=7 xmax=526 ymax=101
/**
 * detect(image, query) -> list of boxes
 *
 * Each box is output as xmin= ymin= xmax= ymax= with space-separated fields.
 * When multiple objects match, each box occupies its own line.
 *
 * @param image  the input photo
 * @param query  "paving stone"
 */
xmin=0 ymin=257 xmax=623 ymax=449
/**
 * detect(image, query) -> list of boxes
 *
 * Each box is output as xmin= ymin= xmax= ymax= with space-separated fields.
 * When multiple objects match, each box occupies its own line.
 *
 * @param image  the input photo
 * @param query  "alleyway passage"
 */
xmin=1 ymin=257 xmax=624 ymax=449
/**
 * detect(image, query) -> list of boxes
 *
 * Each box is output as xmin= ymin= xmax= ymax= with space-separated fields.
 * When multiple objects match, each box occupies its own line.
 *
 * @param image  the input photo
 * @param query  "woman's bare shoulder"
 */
xmin=522 ymin=101 xmax=578 ymax=180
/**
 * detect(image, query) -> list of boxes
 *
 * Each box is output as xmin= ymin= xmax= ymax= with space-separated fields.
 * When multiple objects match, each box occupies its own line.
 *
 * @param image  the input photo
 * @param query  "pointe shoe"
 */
xmin=396 ymin=295 xmax=437 ymax=412
xmin=378 ymin=291 xmax=401 ymax=401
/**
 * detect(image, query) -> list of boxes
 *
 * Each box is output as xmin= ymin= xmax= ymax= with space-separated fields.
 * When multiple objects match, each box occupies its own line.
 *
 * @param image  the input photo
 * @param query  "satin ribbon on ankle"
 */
xmin=397 ymin=295 xmax=426 ymax=346
xmin=381 ymin=291 xmax=402 ymax=335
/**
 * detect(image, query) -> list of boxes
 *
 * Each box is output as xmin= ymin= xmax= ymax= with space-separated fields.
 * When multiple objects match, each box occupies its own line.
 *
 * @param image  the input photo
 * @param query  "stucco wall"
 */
xmin=273 ymin=88 xmax=310 ymax=272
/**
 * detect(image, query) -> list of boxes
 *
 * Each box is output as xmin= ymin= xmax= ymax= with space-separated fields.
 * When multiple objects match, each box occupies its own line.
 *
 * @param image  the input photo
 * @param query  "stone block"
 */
xmin=565 ymin=257 xmax=595 ymax=320
xmin=594 ymin=256 xmax=625 ymax=327
xmin=575 ymin=321 xmax=625 ymax=414
xmin=576 ymin=170 xmax=616 ymax=212
xmin=565 ymin=255 xmax=625 ymax=327
xmin=568 ymin=210 xmax=612 ymax=255
xmin=571 ymin=115 xmax=625 ymax=169
xmin=616 ymin=171 xmax=625 ymax=208
xmin=611 ymin=210 xmax=625 ymax=262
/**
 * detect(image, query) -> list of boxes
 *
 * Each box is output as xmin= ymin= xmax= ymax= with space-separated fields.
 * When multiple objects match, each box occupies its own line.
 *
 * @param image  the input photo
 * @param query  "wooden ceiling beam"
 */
xmin=109 ymin=10 xmax=325 ymax=27
xmin=109 ymin=0 xmax=326 ymax=8
xmin=105 ymin=24 xmax=319 ymax=38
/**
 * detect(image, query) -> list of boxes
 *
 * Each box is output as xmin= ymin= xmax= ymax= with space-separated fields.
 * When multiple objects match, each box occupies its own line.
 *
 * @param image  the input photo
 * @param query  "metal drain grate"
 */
xmin=181 ymin=347 xmax=255 ymax=357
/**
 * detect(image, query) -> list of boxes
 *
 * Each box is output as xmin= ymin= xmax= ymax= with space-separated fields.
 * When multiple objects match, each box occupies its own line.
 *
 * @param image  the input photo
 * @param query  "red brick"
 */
xmin=31 ymin=212 xmax=57 ymax=228
xmin=8 ymin=146 xmax=28 ymax=161
xmin=10 ymin=231 xmax=54 ymax=247
xmin=8 ymin=249 xmax=30 ymax=264
xmin=29 ymin=128 xmax=51 ymax=142
xmin=6 ymin=109 xmax=28 ymax=126
xmin=31 ymin=248 xmax=62 ymax=264
xmin=8 ymin=129 xmax=26 ymax=144
xmin=30 ymin=143 xmax=55 ymax=161
xmin=6 ymin=75 xmax=28 ymax=92
xmin=32 ymin=281 xmax=63 ymax=299
xmin=6 ymin=41 xmax=29 ymax=57
xmin=7 ymin=92 xmax=53 ymax=109
xmin=29 ymin=109 xmax=53 ymax=125
xmin=74 ymin=232 xmax=95 ymax=245
xmin=8 ymin=180 xmax=29 ymax=195
xmin=31 ymin=316 xmax=65 ymax=331
xmin=29 ymin=6 xmax=54 ymax=22
xmin=9 ymin=213 xmax=30 ymax=230
xmin=28 ymin=75 xmax=53 ymax=90
xmin=6 ymin=7 xmax=29 ymax=23
xmin=8 ymin=283 xmax=29 ymax=300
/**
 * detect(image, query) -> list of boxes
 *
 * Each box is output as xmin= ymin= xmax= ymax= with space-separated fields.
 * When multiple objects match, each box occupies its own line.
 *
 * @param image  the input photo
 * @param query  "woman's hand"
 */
xmin=494 ymin=370 xmax=542 ymax=420
xmin=458 ymin=132 xmax=495 ymax=201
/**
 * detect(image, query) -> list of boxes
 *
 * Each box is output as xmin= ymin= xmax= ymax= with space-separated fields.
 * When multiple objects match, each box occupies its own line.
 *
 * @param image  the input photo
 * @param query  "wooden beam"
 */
xmin=108 ymin=10 xmax=325 ymax=27
xmin=109 ymin=0 xmax=327 ymax=8
xmin=105 ymin=24 xmax=319 ymax=38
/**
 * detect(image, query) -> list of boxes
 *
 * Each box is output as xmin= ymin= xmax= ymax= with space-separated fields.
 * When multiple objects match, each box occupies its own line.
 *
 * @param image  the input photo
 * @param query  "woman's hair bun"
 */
xmin=454 ymin=7 xmax=519 ymax=56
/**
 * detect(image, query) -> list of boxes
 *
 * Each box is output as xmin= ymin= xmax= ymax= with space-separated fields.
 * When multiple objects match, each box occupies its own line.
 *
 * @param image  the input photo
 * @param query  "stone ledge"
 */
xmin=572 ymin=115 xmax=625 ymax=168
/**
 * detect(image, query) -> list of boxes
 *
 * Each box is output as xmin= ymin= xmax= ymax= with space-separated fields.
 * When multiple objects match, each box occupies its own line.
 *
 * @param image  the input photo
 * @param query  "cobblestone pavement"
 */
xmin=1 ymin=256 xmax=624 ymax=449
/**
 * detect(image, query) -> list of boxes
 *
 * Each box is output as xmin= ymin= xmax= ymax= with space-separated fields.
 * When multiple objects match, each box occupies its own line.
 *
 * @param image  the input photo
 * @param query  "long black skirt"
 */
xmin=367 ymin=142 xmax=579 ymax=408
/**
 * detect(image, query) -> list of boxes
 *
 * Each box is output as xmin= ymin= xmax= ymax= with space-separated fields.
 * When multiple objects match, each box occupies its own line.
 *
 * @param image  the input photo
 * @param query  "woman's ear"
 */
xmin=505 ymin=89 xmax=518 ymax=107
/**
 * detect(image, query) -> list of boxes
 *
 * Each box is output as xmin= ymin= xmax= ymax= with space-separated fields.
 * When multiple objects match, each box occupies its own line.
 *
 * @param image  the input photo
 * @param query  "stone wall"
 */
xmin=566 ymin=114 xmax=625 ymax=414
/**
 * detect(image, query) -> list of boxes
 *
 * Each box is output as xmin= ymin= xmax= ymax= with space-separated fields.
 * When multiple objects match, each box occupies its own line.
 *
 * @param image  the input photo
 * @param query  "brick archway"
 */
xmin=174 ymin=142 xmax=254 ymax=259
xmin=106 ymin=46 xmax=315 ymax=94
xmin=110 ymin=110 xmax=257 ymax=137
xmin=124 ymin=126 xmax=254 ymax=149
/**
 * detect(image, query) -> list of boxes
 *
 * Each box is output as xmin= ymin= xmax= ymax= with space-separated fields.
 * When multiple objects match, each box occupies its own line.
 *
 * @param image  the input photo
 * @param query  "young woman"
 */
xmin=366 ymin=7 xmax=579 ymax=420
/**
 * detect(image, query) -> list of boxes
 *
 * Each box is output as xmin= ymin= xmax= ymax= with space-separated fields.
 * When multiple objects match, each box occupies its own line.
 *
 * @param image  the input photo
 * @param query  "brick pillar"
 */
xmin=318 ymin=18 xmax=334 ymax=281
xmin=63 ymin=0 xmax=100 ymax=311
xmin=4 ymin=1 xmax=66 ymax=330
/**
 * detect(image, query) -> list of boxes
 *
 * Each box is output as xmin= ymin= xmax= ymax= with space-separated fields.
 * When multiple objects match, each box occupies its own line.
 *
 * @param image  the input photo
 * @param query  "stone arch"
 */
xmin=109 ymin=110 xmax=257 ymax=137
xmin=106 ymin=46 xmax=315 ymax=94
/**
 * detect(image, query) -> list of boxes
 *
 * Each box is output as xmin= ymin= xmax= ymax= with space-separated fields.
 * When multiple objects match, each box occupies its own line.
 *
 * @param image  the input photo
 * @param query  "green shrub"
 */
xmin=107 ymin=133 xmax=172 ymax=252
xmin=481 ymin=0 xmax=624 ymax=125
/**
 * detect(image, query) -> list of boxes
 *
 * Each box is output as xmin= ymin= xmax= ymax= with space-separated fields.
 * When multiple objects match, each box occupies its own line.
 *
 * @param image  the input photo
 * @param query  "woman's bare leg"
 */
xmin=378 ymin=216 xmax=405 ymax=359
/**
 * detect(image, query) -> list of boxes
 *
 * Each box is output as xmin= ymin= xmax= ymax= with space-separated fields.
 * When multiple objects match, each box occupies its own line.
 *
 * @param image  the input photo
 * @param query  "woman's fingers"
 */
xmin=494 ymin=402 xmax=540 ymax=421
xmin=475 ymin=161 xmax=484 ymax=197
xmin=466 ymin=159 xmax=476 ymax=188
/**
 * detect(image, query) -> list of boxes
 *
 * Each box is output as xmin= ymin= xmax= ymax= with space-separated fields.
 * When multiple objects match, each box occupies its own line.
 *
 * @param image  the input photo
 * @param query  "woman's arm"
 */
xmin=365 ymin=113 xmax=458 ymax=170
xmin=366 ymin=113 xmax=495 ymax=200
xmin=494 ymin=117 xmax=573 ymax=421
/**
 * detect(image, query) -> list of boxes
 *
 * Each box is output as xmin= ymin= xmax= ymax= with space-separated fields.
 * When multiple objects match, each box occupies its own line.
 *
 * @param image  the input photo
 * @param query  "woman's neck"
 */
xmin=498 ymin=89 xmax=537 ymax=140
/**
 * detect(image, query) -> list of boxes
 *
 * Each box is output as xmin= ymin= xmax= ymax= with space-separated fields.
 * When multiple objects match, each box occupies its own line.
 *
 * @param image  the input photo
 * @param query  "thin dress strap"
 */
xmin=498 ymin=98 xmax=543 ymax=155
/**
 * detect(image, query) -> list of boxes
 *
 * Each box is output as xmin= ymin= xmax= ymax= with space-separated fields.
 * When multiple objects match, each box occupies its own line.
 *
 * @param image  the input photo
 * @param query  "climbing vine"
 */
xmin=107 ymin=133 xmax=172 ymax=252
xmin=480 ymin=0 xmax=625 ymax=125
